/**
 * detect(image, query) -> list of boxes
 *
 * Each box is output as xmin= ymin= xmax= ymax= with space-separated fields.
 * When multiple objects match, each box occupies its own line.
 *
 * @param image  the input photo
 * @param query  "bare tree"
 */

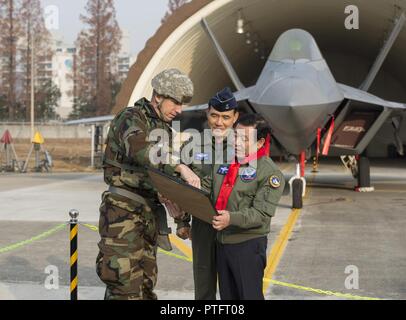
xmin=162 ymin=0 xmax=189 ymax=24
xmin=0 ymin=0 xmax=21 ymax=120
xmin=71 ymin=0 xmax=122 ymax=118
xmin=0 ymin=0 xmax=59 ymax=121
xmin=19 ymin=0 xmax=51 ymax=121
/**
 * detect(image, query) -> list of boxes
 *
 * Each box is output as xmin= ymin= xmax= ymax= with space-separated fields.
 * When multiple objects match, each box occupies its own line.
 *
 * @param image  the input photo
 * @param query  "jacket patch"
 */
xmin=195 ymin=153 xmax=209 ymax=161
xmin=217 ymin=165 xmax=229 ymax=175
xmin=269 ymin=175 xmax=281 ymax=188
xmin=240 ymin=167 xmax=257 ymax=182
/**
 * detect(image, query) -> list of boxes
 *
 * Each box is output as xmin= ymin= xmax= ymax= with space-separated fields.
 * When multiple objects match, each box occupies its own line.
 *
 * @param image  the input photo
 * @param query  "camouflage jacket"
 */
xmin=103 ymin=98 xmax=179 ymax=211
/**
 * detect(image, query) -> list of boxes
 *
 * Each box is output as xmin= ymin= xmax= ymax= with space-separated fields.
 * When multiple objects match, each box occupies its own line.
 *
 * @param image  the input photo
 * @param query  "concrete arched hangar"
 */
xmin=114 ymin=0 xmax=406 ymax=158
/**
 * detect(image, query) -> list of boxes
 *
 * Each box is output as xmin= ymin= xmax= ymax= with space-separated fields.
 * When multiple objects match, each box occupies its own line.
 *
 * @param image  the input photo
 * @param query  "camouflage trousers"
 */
xmin=96 ymin=192 xmax=158 ymax=300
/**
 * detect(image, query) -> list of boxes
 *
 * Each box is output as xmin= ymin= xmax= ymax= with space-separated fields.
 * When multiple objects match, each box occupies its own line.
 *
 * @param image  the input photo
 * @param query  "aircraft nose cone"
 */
xmin=250 ymin=71 xmax=343 ymax=155
xmin=252 ymin=101 xmax=338 ymax=155
xmin=266 ymin=77 xmax=326 ymax=107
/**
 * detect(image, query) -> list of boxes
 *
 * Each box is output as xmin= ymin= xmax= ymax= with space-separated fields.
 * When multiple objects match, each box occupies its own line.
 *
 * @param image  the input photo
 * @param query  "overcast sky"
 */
xmin=40 ymin=0 xmax=169 ymax=56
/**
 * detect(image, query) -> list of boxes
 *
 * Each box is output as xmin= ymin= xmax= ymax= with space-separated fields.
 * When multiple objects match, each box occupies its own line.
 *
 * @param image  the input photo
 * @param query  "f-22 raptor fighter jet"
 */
xmin=184 ymin=18 xmax=406 ymax=209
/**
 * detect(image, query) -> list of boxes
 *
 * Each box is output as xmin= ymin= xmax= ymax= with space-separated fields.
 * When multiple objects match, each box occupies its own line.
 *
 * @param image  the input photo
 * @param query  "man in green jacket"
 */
xmin=178 ymin=87 xmax=239 ymax=300
xmin=211 ymin=113 xmax=285 ymax=300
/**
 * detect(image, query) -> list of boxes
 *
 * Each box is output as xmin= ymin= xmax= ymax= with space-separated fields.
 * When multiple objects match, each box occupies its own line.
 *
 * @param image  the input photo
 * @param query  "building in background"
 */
xmin=49 ymin=32 xmax=75 ymax=120
xmin=39 ymin=30 xmax=134 ymax=120
xmin=116 ymin=29 xmax=133 ymax=83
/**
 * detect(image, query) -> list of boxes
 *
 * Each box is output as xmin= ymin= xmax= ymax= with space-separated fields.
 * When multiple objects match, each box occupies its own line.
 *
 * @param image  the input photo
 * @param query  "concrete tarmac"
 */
xmin=0 ymin=158 xmax=405 ymax=300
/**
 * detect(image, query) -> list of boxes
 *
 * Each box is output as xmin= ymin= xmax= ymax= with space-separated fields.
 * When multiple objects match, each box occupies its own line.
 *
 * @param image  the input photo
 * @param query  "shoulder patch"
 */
xmin=217 ymin=165 xmax=229 ymax=175
xmin=269 ymin=175 xmax=281 ymax=188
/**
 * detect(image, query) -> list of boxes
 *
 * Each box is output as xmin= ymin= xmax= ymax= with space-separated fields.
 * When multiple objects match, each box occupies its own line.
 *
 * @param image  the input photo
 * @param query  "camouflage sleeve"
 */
xmin=229 ymin=169 xmax=285 ymax=229
xmin=121 ymin=114 xmax=177 ymax=174
xmin=162 ymin=163 xmax=177 ymax=176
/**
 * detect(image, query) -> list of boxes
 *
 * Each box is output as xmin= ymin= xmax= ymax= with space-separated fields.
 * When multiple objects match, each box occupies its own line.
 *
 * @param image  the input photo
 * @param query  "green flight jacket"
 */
xmin=189 ymin=130 xmax=235 ymax=193
xmin=212 ymin=157 xmax=285 ymax=244
xmin=177 ymin=130 xmax=235 ymax=229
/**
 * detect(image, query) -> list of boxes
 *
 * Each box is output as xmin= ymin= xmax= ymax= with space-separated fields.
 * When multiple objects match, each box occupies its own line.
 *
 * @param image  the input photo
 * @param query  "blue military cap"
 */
xmin=209 ymin=87 xmax=238 ymax=112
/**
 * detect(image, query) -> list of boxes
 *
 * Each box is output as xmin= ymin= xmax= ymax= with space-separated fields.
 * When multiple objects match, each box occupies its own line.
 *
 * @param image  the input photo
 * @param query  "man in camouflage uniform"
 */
xmin=96 ymin=68 xmax=200 ymax=300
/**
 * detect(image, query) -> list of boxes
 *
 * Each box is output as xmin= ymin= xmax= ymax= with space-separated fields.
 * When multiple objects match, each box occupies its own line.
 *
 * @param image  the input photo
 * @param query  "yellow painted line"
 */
xmin=70 ymin=276 xmax=78 ymax=291
xmin=263 ymin=278 xmax=382 ymax=300
xmin=169 ymin=234 xmax=193 ymax=260
xmin=262 ymin=172 xmax=315 ymax=294
xmin=0 ymin=223 xmax=66 ymax=255
xmin=70 ymin=250 xmax=78 ymax=266
xmin=262 ymin=209 xmax=301 ymax=293
xmin=82 ymin=223 xmax=193 ymax=262
xmin=161 ymin=237 xmax=383 ymax=300
xmin=82 ymin=223 xmax=99 ymax=232
xmin=75 ymin=223 xmax=385 ymax=300
xmin=157 ymin=248 xmax=192 ymax=262
xmin=83 ymin=192 xmax=384 ymax=300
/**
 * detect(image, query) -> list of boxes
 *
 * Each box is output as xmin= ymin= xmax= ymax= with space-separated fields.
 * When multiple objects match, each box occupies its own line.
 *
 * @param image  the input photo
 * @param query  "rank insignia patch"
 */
xmin=195 ymin=153 xmax=209 ymax=161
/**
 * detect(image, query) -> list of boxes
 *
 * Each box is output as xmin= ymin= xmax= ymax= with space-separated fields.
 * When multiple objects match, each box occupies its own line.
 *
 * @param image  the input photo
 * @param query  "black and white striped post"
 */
xmin=69 ymin=209 xmax=79 ymax=300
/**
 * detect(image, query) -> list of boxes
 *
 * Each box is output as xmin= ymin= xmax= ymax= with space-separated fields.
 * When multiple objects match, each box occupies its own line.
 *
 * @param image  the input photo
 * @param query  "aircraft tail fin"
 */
xmin=201 ymin=18 xmax=245 ymax=91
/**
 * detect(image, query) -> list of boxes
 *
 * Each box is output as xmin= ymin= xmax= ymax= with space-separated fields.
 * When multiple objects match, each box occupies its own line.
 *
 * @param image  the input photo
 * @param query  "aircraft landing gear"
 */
xmin=292 ymin=178 xmax=304 ymax=209
xmin=341 ymin=155 xmax=374 ymax=192
xmin=289 ymin=152 xmax=307 ymax=209
xmin=355 ymin=156 xmax=374 ymax=192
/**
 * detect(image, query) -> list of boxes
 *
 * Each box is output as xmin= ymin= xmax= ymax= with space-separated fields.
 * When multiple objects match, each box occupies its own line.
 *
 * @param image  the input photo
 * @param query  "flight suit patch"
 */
xmin=269 ymin=175 xmax=281 ymax=188
xmin=240 ymin=167 xmax=257 ymax=182
xmin=217 ymin=165 xmax=229 ymax=175
xmin=195 ymin=153 xmax=209 ymax=161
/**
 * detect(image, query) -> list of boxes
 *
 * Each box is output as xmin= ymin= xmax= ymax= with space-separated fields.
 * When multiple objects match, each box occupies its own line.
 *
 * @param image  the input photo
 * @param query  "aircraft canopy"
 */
xmin=269 ymin=29 xmax=324 ymax=62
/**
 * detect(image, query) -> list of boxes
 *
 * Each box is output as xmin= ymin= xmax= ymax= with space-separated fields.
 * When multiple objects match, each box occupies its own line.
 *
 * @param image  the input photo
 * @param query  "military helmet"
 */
xmin=151 ymin=68 xmax=194 ymax=104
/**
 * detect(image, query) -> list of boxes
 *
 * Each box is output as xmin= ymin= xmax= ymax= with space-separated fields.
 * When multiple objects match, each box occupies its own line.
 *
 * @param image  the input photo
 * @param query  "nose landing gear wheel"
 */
xmin=292 ymin=178 xmax=303 ymax=209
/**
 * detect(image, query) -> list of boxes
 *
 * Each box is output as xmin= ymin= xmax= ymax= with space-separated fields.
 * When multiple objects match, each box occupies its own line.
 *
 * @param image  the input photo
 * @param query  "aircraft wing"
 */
xmin=65 ymin=115 xmax=115 ymax=125
xmin=182 ymin=86 xmax=255 ymax=112
xmin=337 ymin=83 xmax=406 ymax=110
